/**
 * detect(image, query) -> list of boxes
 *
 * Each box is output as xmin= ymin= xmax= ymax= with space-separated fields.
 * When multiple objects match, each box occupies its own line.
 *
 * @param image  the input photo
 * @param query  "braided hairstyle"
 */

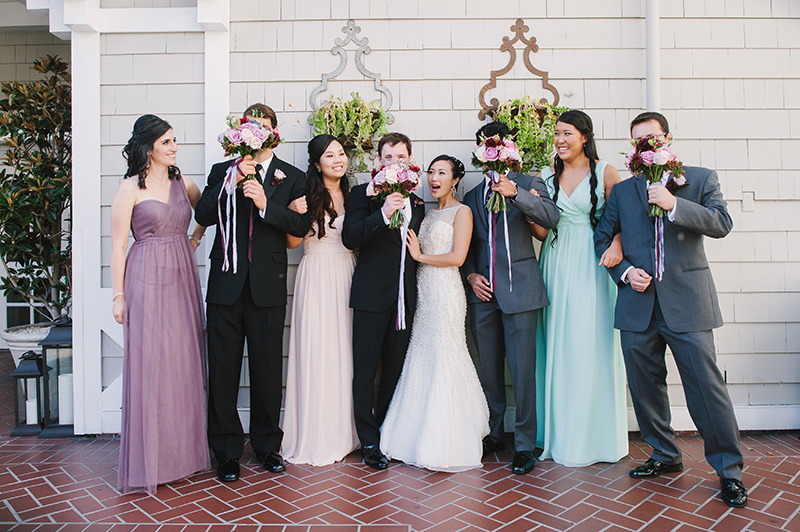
xmin=551 ymin=110 xmax=600 ymax=245
xmin=429 ymin=154 xmax=466 ymax=191
xmin=307 ymin=134 xmax=350 ymax=239
xmin=122 ymin=114 xmax=180 ymax=189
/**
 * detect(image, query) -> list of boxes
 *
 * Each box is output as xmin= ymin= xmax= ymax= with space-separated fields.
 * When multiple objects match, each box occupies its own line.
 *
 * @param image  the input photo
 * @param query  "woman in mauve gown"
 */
xmin=110 ymin=114 xmax=210 ymax=494
xmin=280 ymin=134 xmax=359 ymax=466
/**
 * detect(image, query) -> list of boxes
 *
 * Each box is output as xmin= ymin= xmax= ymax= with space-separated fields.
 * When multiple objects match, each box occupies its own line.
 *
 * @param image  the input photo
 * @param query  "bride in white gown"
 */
xmin=380 ymin=155 xmax=490 ymax=472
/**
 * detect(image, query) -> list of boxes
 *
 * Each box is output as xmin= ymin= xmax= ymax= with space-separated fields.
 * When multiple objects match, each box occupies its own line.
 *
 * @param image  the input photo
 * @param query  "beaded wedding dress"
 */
xmin=380 ymin=205 xmax=490 ymax=472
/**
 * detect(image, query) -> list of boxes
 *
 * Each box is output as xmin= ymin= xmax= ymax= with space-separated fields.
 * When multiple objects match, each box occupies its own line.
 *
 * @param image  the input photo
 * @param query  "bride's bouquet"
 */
xmin=623 ymin=134 xmax=686 ymax=217
xmin=472 ymin=134 xmax=523 ymax=213
xmin=366 ymin=161 xmax=422 ymax=229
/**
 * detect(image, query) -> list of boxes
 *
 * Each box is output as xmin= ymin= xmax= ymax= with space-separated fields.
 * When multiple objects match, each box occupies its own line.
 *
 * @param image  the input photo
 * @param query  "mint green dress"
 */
xmin=535 ymin=161 xmax=628 ymax=466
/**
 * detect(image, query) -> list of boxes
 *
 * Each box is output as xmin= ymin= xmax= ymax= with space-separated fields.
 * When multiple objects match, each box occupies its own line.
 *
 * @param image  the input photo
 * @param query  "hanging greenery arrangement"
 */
xmin=492 ymin=95 xmax=568 ymax=174
xmin=0 ymin=56 xmax=72 ymax=321
xmin=310 ymin=92 xmax=389 ymax=172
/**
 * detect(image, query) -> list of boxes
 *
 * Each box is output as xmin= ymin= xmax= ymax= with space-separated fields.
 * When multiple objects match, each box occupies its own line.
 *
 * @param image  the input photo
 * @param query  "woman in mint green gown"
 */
xmin=532 ymin=110 xmax=629 ymax=466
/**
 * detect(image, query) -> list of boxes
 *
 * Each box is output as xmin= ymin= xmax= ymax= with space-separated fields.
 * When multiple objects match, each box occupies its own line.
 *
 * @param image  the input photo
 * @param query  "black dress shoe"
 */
xmin=511 ymin=451 xmax=536 ymax=474
xmin=263 ymin=452 xmax=286 ymax=473
xmin=482 ymin=436 xmax=506 ymax=456
xmin=629 ymin=458 xmax=684 ymax=479
xmin=720 ymin=478 xmax=748 ymax=508
xmin=217 ymin=459 xmax=240 ymax=482
xmin=361 ymin=445 xmax=389 ymax=470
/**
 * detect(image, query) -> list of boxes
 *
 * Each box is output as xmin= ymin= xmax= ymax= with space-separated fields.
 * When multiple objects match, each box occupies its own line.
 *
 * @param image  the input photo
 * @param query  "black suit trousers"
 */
xmin=207 ymin=276 xmax=285 ymax=463
xmin=352 ymin=307 xmax=413 ymax=447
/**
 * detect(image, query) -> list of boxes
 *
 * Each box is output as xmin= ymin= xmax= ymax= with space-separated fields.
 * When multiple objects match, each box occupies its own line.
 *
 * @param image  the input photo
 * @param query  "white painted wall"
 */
xmin=4 ymin=0 xmax=797 ymax=433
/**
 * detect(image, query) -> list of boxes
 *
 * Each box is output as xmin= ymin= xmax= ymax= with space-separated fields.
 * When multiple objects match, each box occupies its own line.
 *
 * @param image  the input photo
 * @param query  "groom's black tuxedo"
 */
xmin=342 ymin=183 xmax=424 ymax=446
xmin=195 ymin=156 xmax=310 ymax=464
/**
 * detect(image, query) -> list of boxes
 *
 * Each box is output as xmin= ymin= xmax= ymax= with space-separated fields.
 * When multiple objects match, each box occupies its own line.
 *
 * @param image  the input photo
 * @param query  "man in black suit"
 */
xmin=195 ymin=103 xmax=310 ymax=482
xmin=594 ymin=111 xmax=746 ymax=508
xmin=342 ymin=133 xmax=424 ymax=470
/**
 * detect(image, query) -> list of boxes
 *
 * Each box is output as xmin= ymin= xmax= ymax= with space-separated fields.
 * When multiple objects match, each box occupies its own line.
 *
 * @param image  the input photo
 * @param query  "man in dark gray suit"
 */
xmin=594 ymin=112 xmax=747 ymax=508
xmin=463 ymin=122 xmax=559 ymax=475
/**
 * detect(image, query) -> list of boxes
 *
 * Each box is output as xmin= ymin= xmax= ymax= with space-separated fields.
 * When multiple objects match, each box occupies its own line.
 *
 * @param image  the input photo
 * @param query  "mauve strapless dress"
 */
xmin=118 ymin=177 xmax=210 ymax=494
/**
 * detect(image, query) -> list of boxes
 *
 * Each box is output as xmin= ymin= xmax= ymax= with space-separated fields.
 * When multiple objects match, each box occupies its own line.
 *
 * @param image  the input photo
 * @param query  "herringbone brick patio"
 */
xmin=1 ymin=350 xmax=798 ymax=532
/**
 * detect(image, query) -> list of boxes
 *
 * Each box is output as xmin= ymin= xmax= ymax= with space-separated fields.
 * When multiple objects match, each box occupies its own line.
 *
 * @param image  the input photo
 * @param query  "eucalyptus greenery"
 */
xmin=0 ymin=56 xmax=72 ymax=321
xmin=310 ymin=92 xmax=388 ymax=172
xmin=493 ymin=95 xmax=568 ymax=174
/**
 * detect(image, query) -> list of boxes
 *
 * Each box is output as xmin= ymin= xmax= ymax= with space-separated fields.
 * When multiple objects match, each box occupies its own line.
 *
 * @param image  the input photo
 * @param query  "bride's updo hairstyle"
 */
xmin=122 ymin=114 xmax=180 ymax=190
xmin=428 ymin=154 xmax=466 ymax=189
xmin=306 ymin=133 xmax=350 ymax=240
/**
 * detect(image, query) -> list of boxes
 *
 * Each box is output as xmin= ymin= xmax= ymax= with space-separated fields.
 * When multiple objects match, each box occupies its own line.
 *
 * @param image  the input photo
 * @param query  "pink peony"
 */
xmin=640 ymin=151 xmax=655 ymax=165
xmin=474 ymin=145 xmax=488 ymax=163
xmin=248 ymin=136 xmax=263 ymax=150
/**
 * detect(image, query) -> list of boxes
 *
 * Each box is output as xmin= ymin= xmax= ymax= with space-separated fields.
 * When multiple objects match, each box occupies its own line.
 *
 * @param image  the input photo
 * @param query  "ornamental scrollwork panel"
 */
xmin=478 ymin=18 xmax=560 ymax=120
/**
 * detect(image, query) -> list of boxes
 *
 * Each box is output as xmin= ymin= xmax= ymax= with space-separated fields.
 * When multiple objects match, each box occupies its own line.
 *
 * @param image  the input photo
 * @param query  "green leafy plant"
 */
xmin=310 ymin=92 xmax=388 ymax=172
xmin=0 ymin=55 xmax=72 ymax=321
xmin=492 ymin=95 xmax=568 ymax=174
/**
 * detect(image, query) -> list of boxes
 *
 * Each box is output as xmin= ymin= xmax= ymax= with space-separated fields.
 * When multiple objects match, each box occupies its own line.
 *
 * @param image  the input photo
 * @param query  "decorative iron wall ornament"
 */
xmin=478 ymin=18 xmax=560 ymax=121
xmin=309 ymin=19 xmax=394 ymax=125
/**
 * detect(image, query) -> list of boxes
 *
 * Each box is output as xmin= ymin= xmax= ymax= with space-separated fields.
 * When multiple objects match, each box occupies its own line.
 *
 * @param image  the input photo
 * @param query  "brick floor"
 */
xmin=1 ymin=350 xmax=798 ymax=531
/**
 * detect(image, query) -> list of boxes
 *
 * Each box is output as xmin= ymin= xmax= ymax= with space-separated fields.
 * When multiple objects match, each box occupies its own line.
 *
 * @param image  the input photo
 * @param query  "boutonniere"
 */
xmin=411 ymin=195 xmax=424 ymax=208
xmin=271 ymin=168 xmax=286 ymax=186
xmin=665 ymin=174 xmax=688 ymax=194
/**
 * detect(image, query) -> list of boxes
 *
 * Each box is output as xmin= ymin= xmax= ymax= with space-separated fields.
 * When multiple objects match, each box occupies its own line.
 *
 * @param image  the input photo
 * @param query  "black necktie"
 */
xmin=255 ymin=163 xmax=263 ymax=182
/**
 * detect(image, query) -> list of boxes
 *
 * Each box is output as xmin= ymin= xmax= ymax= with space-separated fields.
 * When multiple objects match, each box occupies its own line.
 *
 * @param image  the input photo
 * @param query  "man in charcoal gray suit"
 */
xmin=463 ymin=121 xmax=560 ymax=475
xmin=594 ymin=111 xmax=747 ymax=508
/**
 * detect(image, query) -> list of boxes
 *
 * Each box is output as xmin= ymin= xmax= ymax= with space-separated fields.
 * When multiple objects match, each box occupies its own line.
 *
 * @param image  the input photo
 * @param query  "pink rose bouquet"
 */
xmin=366 ymin=161 xmax=422 ymax=229
xmin=472 ymin=134 xmax=523 ymax=213
xmin=624 ymin=135 xmax=686 ymax=218
xmin=218 ymin=114 xmax=282 ymax=184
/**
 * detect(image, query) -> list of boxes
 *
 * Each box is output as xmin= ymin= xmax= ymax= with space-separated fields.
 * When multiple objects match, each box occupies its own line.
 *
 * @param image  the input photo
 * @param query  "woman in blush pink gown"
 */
xmin=280 ymin=134 xmax=359 ymax=465
xmin=110 ymin=114 xmax=210 ymax=494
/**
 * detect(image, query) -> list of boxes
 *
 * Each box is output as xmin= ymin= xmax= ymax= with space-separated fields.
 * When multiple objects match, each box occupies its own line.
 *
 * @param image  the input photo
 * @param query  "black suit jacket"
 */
xmin=195 ymin=157 xmax=310 ymax=307
xmin=342 ymin=183 xmax=424 ymax=313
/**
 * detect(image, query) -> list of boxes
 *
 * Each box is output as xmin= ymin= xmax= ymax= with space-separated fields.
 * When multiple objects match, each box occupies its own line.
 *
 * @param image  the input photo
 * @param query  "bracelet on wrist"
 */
xmin=112 ymin=292 xmax=124 ymax=302
xmin=189 ymin=236 xmax=201 ymax=245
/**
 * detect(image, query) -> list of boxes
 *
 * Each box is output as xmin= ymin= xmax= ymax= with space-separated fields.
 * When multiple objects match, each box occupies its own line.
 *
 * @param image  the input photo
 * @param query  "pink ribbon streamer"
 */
xmin=486 ymin=171 xmax=513 ymax=293
xmin=217 ymin=159 xmax=254 ymax=273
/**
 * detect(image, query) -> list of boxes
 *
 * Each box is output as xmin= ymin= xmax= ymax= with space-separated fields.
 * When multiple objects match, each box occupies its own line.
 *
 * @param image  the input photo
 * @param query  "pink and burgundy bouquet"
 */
xmin=472 ymin=134 xmax=523 ymax=212
xmin=366 ymin=161 xmax=422 ymax=229
xmin=218 ymin=114 xmax=282 ymax=183
xmin=624 ymin=135 xmax=686 ymax=218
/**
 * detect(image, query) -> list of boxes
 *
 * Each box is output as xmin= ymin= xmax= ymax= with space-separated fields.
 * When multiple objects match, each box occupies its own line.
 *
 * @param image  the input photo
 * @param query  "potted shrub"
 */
xmin=491 ymin=95 xmax=568 ymax=174
xmin=310 ymin=92 xmax=388 ymax=173
xmin=0 ymin=56 xmax=72 ymax=364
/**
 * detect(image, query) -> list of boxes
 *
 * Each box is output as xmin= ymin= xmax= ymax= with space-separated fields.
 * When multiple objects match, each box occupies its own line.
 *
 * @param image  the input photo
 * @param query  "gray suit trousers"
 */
xmin=469 ymin=300 xmax=538 ymax=452
xmin=621 ymin=298 xmax=744 ymax=480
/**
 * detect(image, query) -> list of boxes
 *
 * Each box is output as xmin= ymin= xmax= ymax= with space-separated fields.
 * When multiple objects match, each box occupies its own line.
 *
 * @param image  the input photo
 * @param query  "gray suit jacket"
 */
xmin=594 ymin=166 xmax=733 ymax=333
xmin=462 ymin=172 xmax=560 ymax=314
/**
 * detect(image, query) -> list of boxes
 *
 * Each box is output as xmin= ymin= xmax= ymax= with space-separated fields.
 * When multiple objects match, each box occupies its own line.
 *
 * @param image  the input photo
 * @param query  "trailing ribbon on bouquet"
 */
xmin=654 ymin=216 xmax=665 ymax=282
xmin=217 ymin=160 xmax=254 ymax=273
xmin=396 ymin=210 xmax=410 ymax=330
xmin=486 ymin=172 xmax=513 ymax=292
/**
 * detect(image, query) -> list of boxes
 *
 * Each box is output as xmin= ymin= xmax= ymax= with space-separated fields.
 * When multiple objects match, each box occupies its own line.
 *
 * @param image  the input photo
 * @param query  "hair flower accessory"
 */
xmin=272 ymin=168 xmax=286 ymax=186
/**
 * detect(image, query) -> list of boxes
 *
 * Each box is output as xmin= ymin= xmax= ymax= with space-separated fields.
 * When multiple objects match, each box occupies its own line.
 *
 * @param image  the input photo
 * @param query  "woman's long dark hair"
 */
xmin=551 ymin=109 xmax=599 ymax=244
xmin=122 ymin=114 xmax=180 ymax=189
xmin=307 ymin=134 xmax=350 ymax=239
